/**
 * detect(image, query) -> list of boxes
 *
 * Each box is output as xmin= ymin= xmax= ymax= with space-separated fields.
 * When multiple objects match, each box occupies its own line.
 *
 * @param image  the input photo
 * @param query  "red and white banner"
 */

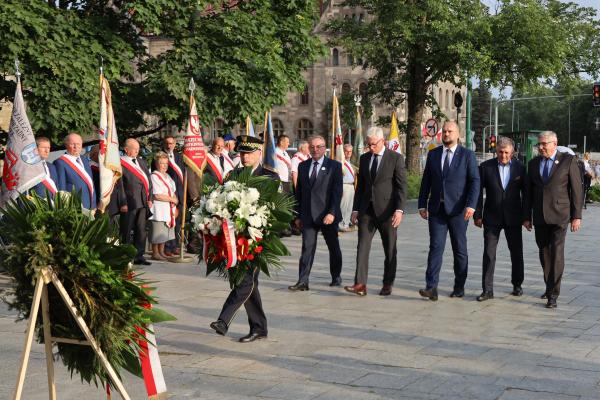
xmin=0 ymin=80 xmax=45 ymax=205
xmin=98 ymin=74 xmax=122 ymax=212
xmin=222 ymin=219 xmax=237 ymax=270
xmin=183 ymin=95 xmax=206 ymax=177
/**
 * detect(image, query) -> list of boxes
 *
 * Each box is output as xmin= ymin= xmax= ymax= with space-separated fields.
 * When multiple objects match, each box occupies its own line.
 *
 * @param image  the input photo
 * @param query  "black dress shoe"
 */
xmin=449 ymin=289 xmax=464 ymax=298
xmin=288 ymin=282 xmax=309 ymax=291
xmin=546 ymin=297 xmax=557 ymax=308
xmin=477 ymin=291 xmax=494 ymax=302
xmin=379 ymin=284 xmax=392 ymax=296
xmin=133 ymin=258 xmax=152 ymax=266
xmin=329 ymin=277 xmax=342 ymax=287
xmin=239 ymin=332 xmax=267 ymax=343
xmin=511 ymin=286 xmax=523 ymax=296
xmin=419 ymin=288 xmax=438 ymax=301
xmin=210 ymin=320 xmax=228 ymax=336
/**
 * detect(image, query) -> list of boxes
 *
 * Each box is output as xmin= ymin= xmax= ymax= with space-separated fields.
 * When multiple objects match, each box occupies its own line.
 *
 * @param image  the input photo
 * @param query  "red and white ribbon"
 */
xmin=222 ymin=219 xmax=237 ymax=269
xmin=120 ymin=157 xmax=150 ymax=200
xmin=137 ymin=321 xmax=167 ymax=399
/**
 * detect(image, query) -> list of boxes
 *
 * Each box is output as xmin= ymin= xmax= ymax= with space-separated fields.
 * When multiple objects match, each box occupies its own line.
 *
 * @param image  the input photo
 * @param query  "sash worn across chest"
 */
xmin=152 ymin=172 xmax=176 ymax=228
xmin=121 ymin=157 xmax=150 ymax=199
xmin=58 ymin=155 xmax=94 ymax=204
xmin=205 ymin=153 xmax=224 ymax=184
xmin=168 ymin=157 xmax=184 ymax=184
xmin=277 ymin=152 xmax=292 ymax=169
xmin=343 ymin=161 xmax=355 ymax=179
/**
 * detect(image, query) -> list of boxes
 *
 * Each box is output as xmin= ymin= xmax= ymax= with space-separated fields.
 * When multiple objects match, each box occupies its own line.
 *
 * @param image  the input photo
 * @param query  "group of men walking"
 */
xmin=284 ymin=121 xmax=582 ymax=312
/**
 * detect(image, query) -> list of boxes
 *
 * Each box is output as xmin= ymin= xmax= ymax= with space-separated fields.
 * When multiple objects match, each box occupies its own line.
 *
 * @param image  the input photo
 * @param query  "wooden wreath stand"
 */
xmin=13 ymin=267 xmax=132 ymax=400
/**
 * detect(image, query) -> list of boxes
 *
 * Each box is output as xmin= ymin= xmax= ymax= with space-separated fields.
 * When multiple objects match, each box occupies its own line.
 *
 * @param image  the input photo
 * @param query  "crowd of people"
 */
xmin=29 ymin=123 xmax=586 ymax=342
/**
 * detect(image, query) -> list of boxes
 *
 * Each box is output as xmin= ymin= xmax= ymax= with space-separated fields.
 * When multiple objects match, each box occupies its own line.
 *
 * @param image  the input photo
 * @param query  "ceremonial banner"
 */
xmin=331 ymin=92 xmax=345 ymax=169
xmin=182 ymin=95 xmax=206 ymax=177
xmin=262 ymin=111 xmax=277 ymax=171
xmin=352 ymin=108 xmax=364 ymax=164
xmin=387 ymin=111 xmax=402 ymax=153
xmin=1 ymin=80 xmax=45 ymax=205
xmin=98 ymin=74 xmax=122 ymax=212
xmin=245 ymin=116 xmax=255 ymax=137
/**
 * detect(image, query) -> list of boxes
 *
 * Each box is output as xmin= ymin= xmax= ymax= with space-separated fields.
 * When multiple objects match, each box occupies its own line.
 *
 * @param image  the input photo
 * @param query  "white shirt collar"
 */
xmin=443 ymin=143 xmax=458 ymax=153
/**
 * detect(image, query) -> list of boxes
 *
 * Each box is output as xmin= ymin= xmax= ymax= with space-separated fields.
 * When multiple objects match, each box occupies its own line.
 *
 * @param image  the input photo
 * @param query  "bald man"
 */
xmin=120 ymin=138 xmax=153 ymax=265
xmin=54 ymin=133 xmax=96 ymax=210
xmin=418 ymin=121 xmax=480 ymax=301
xmin=204 ymin=137 xmax=233 ymax=184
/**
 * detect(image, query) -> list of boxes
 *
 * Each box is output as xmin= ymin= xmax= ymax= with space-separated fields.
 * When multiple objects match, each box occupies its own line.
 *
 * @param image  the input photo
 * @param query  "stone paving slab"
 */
xmin=1 ymin=205 xmax=600 ymax=399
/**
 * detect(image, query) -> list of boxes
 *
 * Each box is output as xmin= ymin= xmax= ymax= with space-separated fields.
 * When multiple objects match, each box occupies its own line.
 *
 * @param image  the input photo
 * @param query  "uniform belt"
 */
xmin=343 ymin=183 xmax=354 ymax=185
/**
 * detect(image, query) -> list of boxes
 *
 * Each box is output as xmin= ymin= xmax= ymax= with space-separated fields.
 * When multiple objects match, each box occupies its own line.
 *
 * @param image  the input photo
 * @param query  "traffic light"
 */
xmin=594 ymin=83 xmax=600 ymax=107
xmin=489 ymin=135 xmax=496 ymax=152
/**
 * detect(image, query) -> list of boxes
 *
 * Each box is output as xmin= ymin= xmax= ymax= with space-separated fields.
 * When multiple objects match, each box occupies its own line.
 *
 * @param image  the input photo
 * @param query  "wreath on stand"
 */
xmin=0 ymin=192 xmax=175 ymax=387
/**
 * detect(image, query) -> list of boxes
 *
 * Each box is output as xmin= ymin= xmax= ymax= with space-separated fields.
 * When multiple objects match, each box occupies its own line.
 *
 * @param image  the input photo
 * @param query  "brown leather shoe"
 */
xmin=379 ymin=284 xmax=392 ymax=296
xmin=344 ymin=284 xmax=367 ymax=296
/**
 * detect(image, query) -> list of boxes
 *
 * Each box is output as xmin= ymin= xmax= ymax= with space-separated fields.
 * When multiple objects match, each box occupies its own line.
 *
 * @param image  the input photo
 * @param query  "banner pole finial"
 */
xmin=188 ymin=78 xmax=196 ymax=94
xmin=15 ymin=59 xmax=21 ymax=82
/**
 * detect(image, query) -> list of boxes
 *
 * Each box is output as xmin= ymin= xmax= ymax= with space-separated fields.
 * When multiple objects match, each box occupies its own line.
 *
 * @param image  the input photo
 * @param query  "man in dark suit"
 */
xmin=210 ymin=135 xmax=278 ymax=343
xmin=162 ymin=135 xmax=185 ymax=256
xmin=474 ymin=137 xmax=528 ymax=301
xmin=344 ymin=127 xmax=407 ymax=296
xmin=524 ymin=131 xmax=583 ymax=308
xmin=288 ymin=135 xmax=343 ymax=291
xmin=119 ymin=138 xmax=153 ymax=266
xmin=54 ymin=133 xmax=97 ymax=210
xmin=418 ymin=121 xmax=480 ymax=301
xmin=31 ymin=137 xmax=59 ymax=198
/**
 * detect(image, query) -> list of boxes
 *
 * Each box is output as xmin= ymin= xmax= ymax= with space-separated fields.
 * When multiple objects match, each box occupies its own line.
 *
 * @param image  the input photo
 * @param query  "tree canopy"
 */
xmin=326 ymin=0 xmax=600 ymax=172
xmin=0 ymin=0 xmax=323 ymax=143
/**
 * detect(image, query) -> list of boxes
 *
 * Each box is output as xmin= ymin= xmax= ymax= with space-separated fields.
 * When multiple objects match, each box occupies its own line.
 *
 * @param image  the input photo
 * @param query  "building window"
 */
xmin=438 ymin=88 xmax=443 ymax=107
xmin=342 ymin=82 xmax=351 ymax=94
xmin=445 ymin=90 xmax=450 ymax=110
xmin=452 ymin=90 xmax=455 ymax=108
xmin=300 ymin=85 xmax=309 ymax=105
xmin=296 ymin=119 xmax=314 ymax=140
xmin=213 ymin=118 xmax=225 ymax=138
xmin=332 ymin=48 xmax=339 ymax=66
xmin=347 ymin=54 xmax=354 ymax=66
xmin=272 ymin=118 xmax=285 ymax=137
xmin=359 ymin=82 xmax=368 ymax=98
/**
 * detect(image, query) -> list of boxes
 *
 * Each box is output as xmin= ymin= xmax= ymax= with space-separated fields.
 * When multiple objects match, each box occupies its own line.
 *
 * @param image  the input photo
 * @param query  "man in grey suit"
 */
xmin=524 ymin=131 xmax=583 ymax=308
xmin=344 ymin=127 xmax=407 ymax=296
xmin=289 ymin=135 xmax=344 ymax=291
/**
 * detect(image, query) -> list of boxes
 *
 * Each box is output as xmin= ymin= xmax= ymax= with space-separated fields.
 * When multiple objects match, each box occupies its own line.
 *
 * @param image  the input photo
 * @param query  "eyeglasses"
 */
xmin=309 ymin=144 xmax=325 ymax=149
xmin=366 ymin=139 xmax=383 ymax=148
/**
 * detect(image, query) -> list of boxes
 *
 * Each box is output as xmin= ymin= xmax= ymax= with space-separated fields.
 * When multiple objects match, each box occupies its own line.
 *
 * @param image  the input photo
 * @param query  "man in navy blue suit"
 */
xmin=418 ymin=121 xmax=480 ymax=301
xmin=54 ymin=133 xmax=97 ymax=210
xmin=289 ymin=135 xmax=343 ymax=291
xmin=31 ymin=137 xmax=59 ymax=198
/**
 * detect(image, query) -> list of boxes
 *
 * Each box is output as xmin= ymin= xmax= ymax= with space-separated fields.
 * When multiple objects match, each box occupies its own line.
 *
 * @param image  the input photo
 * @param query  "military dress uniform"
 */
xmin=210 ymin=135 xmax=279 ymax=343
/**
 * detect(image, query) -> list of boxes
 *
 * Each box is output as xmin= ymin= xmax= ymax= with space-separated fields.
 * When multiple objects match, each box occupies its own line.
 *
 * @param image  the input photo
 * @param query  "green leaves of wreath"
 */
xmin=0 ymin=192 xmax=175 ymax=387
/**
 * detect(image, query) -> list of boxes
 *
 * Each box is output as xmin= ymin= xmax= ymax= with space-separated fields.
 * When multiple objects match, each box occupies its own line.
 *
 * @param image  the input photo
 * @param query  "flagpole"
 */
xmin=173 ymin=78 xmax=196 ymax=263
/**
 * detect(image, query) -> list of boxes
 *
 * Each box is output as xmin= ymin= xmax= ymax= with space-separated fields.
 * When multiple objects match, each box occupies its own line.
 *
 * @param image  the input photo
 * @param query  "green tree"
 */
xmin=471 ymin=82 xmax=492 ymax=152
xmin=0 ymin=0 xmax=323 ymax=143
xmin=326 ymin=0 xmax=600 ymax=172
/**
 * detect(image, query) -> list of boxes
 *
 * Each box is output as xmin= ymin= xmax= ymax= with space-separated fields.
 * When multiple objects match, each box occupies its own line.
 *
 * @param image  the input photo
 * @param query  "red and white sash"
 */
xmin=41 ymin=179 xmax=57 ymax=195
xmin=344 ymin=161 xmax=355 ymax=179
xmin=205 ymin=153 xmax=224 ymax=184
xmin=120 ymin=157 xmax=150 ymax=200
xmin=58 ymin=155 xmax=94 ymax=205
xmin=152 ymin=172 xmax=176 ymax=228
xmin=222 ymin=152 xmax=236 ymax=168
xmin=222 ymin=219 xmax=237 ymax=269
xmin=292 ymin=153 xmax=308 ymax=163
xmin=167 ymin=154 xmax=184 ymax=184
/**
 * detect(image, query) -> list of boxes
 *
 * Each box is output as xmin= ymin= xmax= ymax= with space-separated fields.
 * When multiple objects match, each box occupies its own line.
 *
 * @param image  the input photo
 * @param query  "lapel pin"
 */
xmin=554 ymin=160 xmax=559 ymax=165
xmin=321 ymin=167 xmax=326 ymax=171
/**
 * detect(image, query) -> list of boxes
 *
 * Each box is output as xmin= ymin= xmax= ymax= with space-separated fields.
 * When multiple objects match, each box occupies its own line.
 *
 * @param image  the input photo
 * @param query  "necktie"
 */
xmin=219 ymin=155 xmax=225 ymax=170
xmin=309 ymin=161 xmax=319 ymax=186
xmin=370 ymin=154 xmax=379 ymax=182
xmin=442 ymin=149 xmax=451 ymax=177
xmin=77 ymin=157 xmax=83 ymax=166
xmin=542 ymin=157 xmax=550 ymax=183
xmin=132 ymin=158 xmax=137 ymax=165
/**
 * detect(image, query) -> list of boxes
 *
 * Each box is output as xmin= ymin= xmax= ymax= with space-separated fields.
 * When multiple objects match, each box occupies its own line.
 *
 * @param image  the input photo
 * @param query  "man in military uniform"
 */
xmin=210 ymin=135 xmax=278 ymax=343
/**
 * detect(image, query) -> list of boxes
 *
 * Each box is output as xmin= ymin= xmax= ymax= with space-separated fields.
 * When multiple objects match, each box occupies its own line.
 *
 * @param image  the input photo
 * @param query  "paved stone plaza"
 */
xmin=2 ymin=205 xmax=600 ymax=399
